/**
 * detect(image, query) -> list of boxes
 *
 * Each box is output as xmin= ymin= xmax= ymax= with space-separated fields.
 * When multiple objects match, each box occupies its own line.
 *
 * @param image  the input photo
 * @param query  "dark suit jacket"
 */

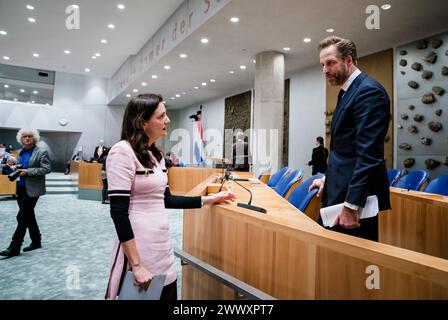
xmin=322 ymin=73 xmax=391 ymax=241
xmin=93 ymin=146 xmax=108 ymax=162
xmin=308 ymin=145 xmax=328 ymax=175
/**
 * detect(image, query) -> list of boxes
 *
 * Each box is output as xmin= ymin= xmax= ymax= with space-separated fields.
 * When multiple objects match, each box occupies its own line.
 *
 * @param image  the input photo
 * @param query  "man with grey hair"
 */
xmin=93 ymin=139 xmax=108 ymax=163
xmin=309 ymin=36 xmax=390 ymax=241
xmin=0 ymin=128 xmax=51 ymax=257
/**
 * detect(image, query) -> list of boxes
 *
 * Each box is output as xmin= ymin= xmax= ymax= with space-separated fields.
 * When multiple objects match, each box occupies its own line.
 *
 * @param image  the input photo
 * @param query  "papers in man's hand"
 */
xmin=118 ymin=271 xmax=166 ymax=300
xmin=320 ymin=195 xmax=379 ymax=227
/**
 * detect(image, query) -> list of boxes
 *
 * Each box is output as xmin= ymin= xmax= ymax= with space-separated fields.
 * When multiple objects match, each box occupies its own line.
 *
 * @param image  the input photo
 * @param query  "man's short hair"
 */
xmin=318 ymin=36 xmax=358 ymax=66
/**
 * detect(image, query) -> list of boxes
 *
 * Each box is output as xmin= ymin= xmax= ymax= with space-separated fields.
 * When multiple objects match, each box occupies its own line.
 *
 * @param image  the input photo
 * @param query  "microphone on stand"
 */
xmin=230 ymin=177 xmax=267 ymax=214
xmin=218 ymin=168 xmax=231 ymax=192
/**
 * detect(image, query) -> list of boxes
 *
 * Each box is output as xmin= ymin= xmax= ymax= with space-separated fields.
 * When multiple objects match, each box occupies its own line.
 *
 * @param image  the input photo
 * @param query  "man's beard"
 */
xmin=327 ymin=64 xmax=348 ymax=86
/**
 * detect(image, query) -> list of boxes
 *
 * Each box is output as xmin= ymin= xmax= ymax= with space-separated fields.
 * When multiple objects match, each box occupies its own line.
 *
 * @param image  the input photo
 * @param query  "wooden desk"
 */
xmin=168 ymin=167 xmax=221 ymax=195
xmin=379 ymin=187 xmax=448 ymax=259
xmin=69 ymin=160 xmax=80 ymax=176
xmin=0 ymin=175 xmax=16 ymax=196
xmin=77 ymin=161 xmax=102 ymax=201
xmin=180 ymin=169 xmax=448 ymax=299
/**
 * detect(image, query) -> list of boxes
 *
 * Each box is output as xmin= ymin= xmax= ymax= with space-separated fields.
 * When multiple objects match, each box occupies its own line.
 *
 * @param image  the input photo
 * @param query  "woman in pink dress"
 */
xmin=105 ymin=94 xmax=235 ymax=300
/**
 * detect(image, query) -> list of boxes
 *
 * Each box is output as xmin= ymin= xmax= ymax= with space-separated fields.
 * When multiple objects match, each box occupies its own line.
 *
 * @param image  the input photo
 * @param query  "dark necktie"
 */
xmin=336 ymin=89 xmax=345 ymax=106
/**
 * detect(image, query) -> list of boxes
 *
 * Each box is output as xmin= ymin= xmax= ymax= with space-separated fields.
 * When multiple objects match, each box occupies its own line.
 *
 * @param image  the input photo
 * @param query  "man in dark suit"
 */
xmin=308 ymin=136 xmax=328 ymax=175
xmin=309 ymin=36 xmax=390 ymax=241
xmin=232 ymin=131 xmax=250 ymax=172
xmin=93 ymin=139 xmax=108 ymax=163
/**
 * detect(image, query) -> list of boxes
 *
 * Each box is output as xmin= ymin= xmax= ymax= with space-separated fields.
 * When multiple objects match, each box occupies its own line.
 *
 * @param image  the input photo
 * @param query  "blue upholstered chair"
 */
xmin=272 ymin=169 xmax=304 ymax=197
xmin=287 ymin=173 xmax=325 ymax=212
xmin=424 ymin=174 xmax=448 ymax=196
xmin=387 ymin=169 xmax=401 ymax=186
xmin=267 ymin=166 xmax=290 ymax=188
xmin=395 ymin=170 xmax=429 ymax=191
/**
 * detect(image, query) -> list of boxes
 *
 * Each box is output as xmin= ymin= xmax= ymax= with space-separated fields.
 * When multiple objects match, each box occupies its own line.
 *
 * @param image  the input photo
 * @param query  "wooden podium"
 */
xmin=0 ymin=175 xmax=16 ymax=196
xmin=77 ymin=161 xmax=103 ymax=201
xmin=168 ymin=168 xmax=448 ymax=300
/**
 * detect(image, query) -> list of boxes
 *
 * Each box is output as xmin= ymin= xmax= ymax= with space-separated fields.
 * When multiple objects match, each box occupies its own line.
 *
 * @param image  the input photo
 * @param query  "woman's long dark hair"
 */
xmin=121 ymin=93 xmax=163 ymax=168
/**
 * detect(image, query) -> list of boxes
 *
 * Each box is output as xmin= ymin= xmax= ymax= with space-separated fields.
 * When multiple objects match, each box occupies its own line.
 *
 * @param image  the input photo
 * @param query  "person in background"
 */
xmin=93 ymin=139 xmax=108 ymax=163
xmin=101 ymin=149 xmax=109 ymax=204
xmin=2 ymin=156 xmax=17 ymax=175
xmin=65 ymin=147 xmax=83 ymax=175
xmin=0 ymin=128 xmax=51 ymax=258
xmin=164 ymin=152 xmax=179 ymax=168
xmin=232 ymin=131 xmax=250 ymax=172
xmin=0 ymin=144 xmax=11 ymax=165
xmin=309 ymin=36 xmax=390 ymax=241
xmin=105 ymin=94 xmax=235 ymax=300
xmin=308 ymin=136 xmax=329 ymax=175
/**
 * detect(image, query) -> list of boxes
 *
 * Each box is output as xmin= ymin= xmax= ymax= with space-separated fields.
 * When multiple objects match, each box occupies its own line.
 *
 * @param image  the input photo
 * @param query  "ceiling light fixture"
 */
xmin=303 ymin=37 xmax=311 ymax=43
xmin=230 ymin=17 xmax=239 ymax=23
xmin=117 ymin=4 xmax=125 ymax=10
xmin=14 ymin=98 xmax=18 ymax=101
xmin=95 ymin=53 xmax=101 ymax=57
xmin=210 ymin=79 xmax=216 ymax=82
xmin=3 ymin=56 xmax=10 ymax=60
xmin=381 ymin=4 xmax=391 ymax=10
xmin=33 ymin=53 xmax=39 ymax=57
xmin=0 ymin=30 xmax=7 ymax=35
xmin=164 ymin=65 xmax=171 ymax=70
xmin=201 ymin=82 xmax=207 ymax=86
xmin=182 ymin=92 xmax=186 ymax=95
xmin=326 ymin=28 xmax=335 ymax=33
xmin=170 ymin=97 xmax=175 ymax=100
xmin=283 ymin=47 xmax=291 ymax=51
xmin=85 ymin=68 xmax=90 ymax=72
xmin=133 ymin=89 xmax=138 ymax=92
xmin=4 ymin=85 xmax=9 ymax=88
xmin=26 ymin=5 xmax=34 ymax=10
xmin=126 ymin=94 xmax=131 ymax=98
xmin=229 ymin=70 xmax=235 ymax=74
xmin=20 ymin=89 xmax=25 ymax=93
xmin=180 ymin=53 xmax=187 ymax=58
xmin=101 ymin=39 xmax=108 ymax=44
xmin=201 ymin=38 xmax=209 ymax=44
xmin=33 ymin=90 xmax=38 ymax=94
xmin=92 ymin=56 xmax=97 ymax=59
xmin=108 ymin=24 xmax=115 ymax=29
xmin=152 ymin=75 xmax=158 ymax=79
xmin=194 ymin=86 xmax=199 ymax=89
xmin=253 ymin=59 xmax=256 ymax=64
xmin=240 ymin=65 xmax=246 ymax=70
xmin=141 ymin=82 xmax=147 ymax=86
xmin=28 ymin=17 xmax=36 ymax=23
xmin=64 ymin=50 xmax=71 ymax=54
xmin=175 ymin=94 xmax=180 ymax=98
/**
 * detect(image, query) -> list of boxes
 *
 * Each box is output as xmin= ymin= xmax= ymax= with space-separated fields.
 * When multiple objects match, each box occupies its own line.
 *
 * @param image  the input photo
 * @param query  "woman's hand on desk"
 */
xmin=202 ymin=191 xmax=237 ymax=205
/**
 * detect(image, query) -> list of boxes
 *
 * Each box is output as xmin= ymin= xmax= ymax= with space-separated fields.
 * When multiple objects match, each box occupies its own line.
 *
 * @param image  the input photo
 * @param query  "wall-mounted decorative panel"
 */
xmin=396 ymin=32 xmax=447 ymax=179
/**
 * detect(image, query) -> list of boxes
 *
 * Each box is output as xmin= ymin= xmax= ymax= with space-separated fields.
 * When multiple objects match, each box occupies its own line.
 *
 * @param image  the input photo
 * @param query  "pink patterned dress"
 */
xmin=105 ymin=141 xmax=176 ymax=300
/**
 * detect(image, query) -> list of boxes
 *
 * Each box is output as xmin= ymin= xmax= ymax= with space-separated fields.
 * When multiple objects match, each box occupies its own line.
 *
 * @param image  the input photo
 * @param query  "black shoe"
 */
xmin=23 ymin=243 xmax=42 ymax=252
xmin=0 ymin=248 xmax=20 ymax=257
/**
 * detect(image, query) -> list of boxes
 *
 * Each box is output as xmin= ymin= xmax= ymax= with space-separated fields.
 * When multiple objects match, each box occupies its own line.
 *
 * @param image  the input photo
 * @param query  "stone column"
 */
xmin=253 ymin=51 xmax=285 ymax=175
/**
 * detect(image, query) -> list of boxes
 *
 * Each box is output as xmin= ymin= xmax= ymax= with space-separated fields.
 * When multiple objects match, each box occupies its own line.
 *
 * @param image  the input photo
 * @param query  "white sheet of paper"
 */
xmin=320 ymin=195 xmax=379 ymax=227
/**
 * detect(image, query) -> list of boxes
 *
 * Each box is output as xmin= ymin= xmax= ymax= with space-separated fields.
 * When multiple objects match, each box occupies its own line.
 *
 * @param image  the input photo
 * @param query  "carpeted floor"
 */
xmin=0 ymin=193 xmax=184 ymax=300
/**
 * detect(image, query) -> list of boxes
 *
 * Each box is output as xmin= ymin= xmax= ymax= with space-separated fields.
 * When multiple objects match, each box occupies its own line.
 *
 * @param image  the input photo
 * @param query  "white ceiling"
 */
xmin=0 ymin=0 xmax=183 ymax=76
xmin=1 ymin=0 xmax=448 ymax=110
